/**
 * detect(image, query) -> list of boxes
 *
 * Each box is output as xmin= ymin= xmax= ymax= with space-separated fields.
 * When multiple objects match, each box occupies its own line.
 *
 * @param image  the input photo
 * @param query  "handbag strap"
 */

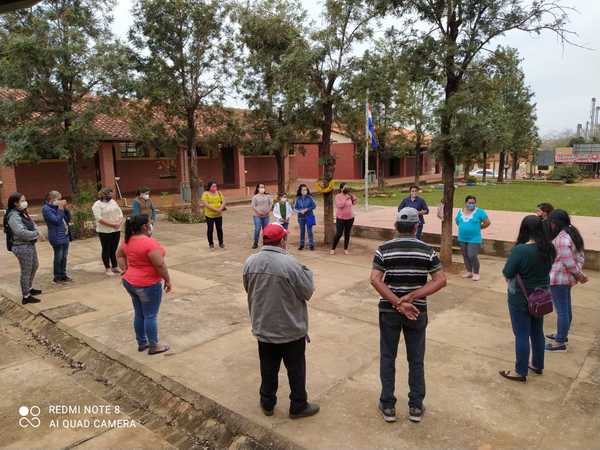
xmin=515 ymin=273 xmax=529 ymax=298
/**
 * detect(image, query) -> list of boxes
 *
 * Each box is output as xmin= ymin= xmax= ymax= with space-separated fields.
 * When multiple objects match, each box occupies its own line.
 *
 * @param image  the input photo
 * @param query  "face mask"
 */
xmin=104 ymin=194 xmax=112 ymax=202
xmin=301 ymin=189 xmax=308 ymax=195
xmin=142 ymin=194 xmax=150 ymax=200
xmin=210 ymin=186 xmax=218 ymax=193
xmin=466 ymin=203 xmax=476 ymax=210
xmin=53 ymin=199 xmax=61 ymax=206
xmin=258 ymin=187 xmax=265 ymax=194
xmin=281 ymin=197 xmax=287 ymax=202
xmin=19 ymin=201 xmax=28 ymax=210
xmin=147 ymin=223 xmax=154 ymax=236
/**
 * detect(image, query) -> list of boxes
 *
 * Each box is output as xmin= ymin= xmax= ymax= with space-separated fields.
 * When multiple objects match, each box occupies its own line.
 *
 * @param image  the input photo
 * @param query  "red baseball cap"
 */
xmin=263 ymin=223 xmax=288 ymax=244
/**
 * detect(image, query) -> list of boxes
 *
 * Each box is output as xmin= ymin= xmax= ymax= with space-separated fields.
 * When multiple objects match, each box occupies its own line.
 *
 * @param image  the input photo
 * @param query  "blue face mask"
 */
xmin=466 ymin=203 xmax=476 ymax=210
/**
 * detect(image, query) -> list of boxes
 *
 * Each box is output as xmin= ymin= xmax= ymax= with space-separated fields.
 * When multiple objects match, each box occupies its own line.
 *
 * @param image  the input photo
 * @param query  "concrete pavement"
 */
xmin=0 ymin=204 xmax=599 ymax=449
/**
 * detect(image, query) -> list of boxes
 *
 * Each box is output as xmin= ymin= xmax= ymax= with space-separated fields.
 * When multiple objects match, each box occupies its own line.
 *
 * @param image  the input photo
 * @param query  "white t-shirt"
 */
xmin=92 ymin=199 xmax=124 ymax=233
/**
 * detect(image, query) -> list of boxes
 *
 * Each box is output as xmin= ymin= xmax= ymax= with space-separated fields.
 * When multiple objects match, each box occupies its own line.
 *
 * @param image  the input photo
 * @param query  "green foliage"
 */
xmin=167 ymin=209 xmax=205 ymax=224
xmin=0 ymin=0 xmax=130 ymax=194
xmin=549 ymin=165 xmax=581 ymax=183
xmin=72 ymin=182 xmax=98 ymax=207
xmin=69 ymin=208 xmax=96 ymax=240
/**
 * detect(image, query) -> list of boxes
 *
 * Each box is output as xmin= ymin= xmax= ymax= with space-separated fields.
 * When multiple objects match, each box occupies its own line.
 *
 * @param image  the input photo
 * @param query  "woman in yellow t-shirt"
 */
xmin=200 ymin=181 xmax=226 ymax=249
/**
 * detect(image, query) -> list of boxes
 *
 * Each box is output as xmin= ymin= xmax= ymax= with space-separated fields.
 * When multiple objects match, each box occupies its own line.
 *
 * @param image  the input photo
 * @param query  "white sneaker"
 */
xmin=105 ymin=269 xmax=115 ymax=276
xmin=472 ymin=273 xmax=480 ymax=281
xmin=344 ymin=249 xmax=349 ymax=255
xmin=329 ymin=250 xmax=335 ymax=255
xmin=461 ymin=272 xmax=473 ymax=278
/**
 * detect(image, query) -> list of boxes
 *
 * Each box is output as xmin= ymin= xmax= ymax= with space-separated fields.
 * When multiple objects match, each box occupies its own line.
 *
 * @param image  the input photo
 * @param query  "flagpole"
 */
xmin=365 ymin=89 xmax=369 ymax=211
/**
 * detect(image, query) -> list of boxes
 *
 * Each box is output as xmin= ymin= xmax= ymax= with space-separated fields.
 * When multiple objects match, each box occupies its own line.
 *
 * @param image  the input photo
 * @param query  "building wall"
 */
xmin=292 ymin=144 xmax=320 ymax=179
xmin=331 ymin=143 xmax=359 ymax=179
xmin=196 ymin=157 xmax=224 ymax=187
xmin=245 ymin=155 xmax=278 ymax=184
xmin=15 ymin=158 xmax=97 ymax=201
xmin=115 ymin=158 xmax=179 ymax=194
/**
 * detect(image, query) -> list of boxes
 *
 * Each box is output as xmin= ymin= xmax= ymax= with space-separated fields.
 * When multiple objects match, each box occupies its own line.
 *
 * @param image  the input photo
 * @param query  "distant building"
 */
xmin=555 ymin=145 xmax=600 ymax=177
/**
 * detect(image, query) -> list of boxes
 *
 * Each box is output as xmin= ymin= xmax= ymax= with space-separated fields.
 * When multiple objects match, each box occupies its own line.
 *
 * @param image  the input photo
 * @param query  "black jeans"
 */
xmin=379 ymin=311 xmax=427 ymax=409
xmin=98 ymin=231 xmax=120 ymax=269
xmin=206 ymin=217 xmax=223 ymax=246
xmin=332 ymin=218 xmax=355 ymax=250
xmin=258 ymin=337 xmax=308 ymax=414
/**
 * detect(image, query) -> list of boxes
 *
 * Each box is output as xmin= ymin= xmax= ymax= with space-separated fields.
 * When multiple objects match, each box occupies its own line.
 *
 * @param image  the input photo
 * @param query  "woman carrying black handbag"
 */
xmin=500 ymin=215 xmax=556 ymax=382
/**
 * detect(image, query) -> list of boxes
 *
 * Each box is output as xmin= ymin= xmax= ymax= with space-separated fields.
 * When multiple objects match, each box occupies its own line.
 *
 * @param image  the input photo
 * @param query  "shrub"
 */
xmin=167 ymin=208 xmax=205 ymax=224
xmin=69 ymin=208 xmax=95 ymax=240
xmin=549 ymin=165 xmax=580 ymax=183
xmin=72 ymin=182 xmax=98 ymax=206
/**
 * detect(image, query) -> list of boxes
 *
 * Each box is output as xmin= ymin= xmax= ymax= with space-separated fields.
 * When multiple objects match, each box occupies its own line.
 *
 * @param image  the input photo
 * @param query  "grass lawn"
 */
xmin=355 ymin=182 xmax=600 ymax=217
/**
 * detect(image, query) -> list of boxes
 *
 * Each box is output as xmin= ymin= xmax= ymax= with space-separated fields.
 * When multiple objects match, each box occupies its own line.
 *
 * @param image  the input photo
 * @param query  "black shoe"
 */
xmin=29 ymin=288 xmax=42 ymax=295
xmin=53 ymin=278 xmax=66 ymax=284
xmin=529 ymin=365 xmax=543 ymax=375
xmin=138 ymin=344 xmax=149 ymax=352
xmin=289 ymin=402 xmax=320 ymax=419
xmin=260 ymin=405 xmax=274 ymax=416
xmin=219 ymin=243 xmax=225 ymax=249
xmin=298 ymin=245 xmax=304 ymax=251
xmin=252 ymin=242 xmax=258 ymax=249
xmin=22 ymin=296 xmax=41 ymax=304
xmin=62 ymin=276 xmax=74 ymax=282
xmin=408 ymin=406 xmax=425 ymax=423
xmin=209 ymin=244 xmax=215 ymax=249
xmin=309 ymin=245 xmax=315 ymax=251
xmin=499 ymin=370 xmax=526 ymax=383
xmin=378 ymin=402 xmax=397 ymax=423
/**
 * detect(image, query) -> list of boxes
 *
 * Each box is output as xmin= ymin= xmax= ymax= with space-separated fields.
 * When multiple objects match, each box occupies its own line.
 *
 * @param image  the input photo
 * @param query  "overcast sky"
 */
xmin=111 ymin=0 xmax=600 ymax=138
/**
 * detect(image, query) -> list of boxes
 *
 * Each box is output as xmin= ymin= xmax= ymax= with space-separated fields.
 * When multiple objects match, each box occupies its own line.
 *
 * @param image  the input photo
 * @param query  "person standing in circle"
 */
xmin=131 ymin=187 xmax=157 ymax=223
xmin=42 ymin=190 xmax=73 ymax=283
xmin=398 ymin=185 xmax=429 ymax=240
xmin=455 ymin=195 xmax=490 ymax=281
xmin=294 ymin=184 xmax=316 ymax=251
xmin=273 ymin=192 xmax=293 ymax=230
xmin=117 ymin=214 xmax=171 ymax=355
xmin=92 ymin=187 xmax=124 ymax=276
xmin=545 ymin=209 xmax=587 ymax=352
xmin=3 ymin=192 xmax=42 ymax=304
xmin=251 ymin=183 xmax=273 ymax=249
xmin=500 ymin=215 xmax=555 ymax=382
xmin=330 ymin=183 xmax=357 ymax=255
xmin=200 ymin=181 xmax=226 ymax=249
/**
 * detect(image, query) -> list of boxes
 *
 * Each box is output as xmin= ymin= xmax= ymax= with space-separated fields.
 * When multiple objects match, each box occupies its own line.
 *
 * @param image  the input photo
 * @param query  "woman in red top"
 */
xmin=116 ymin=214 xmax=172 ymax=355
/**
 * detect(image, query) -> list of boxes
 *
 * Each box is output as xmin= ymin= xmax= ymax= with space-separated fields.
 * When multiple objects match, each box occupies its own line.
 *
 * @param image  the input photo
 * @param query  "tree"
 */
xmin=0 ymin=0 xmax=128 ymax=196
xmin=381 ymin=0 xmax=573 ymax=266
xmin=235 ymin=0 xmax=315 ymax=194
xmin=306 ymin=0 xmax=380 ymax=243
xmin=128 ymin=0 xmax=233 ymax=213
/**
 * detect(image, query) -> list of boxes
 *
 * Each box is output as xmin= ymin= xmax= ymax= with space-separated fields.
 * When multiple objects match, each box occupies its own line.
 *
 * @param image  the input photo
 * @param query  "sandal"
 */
xmin=528 ymin=366 xmax=543 ymax=375
xmin=499 ymin=370 xmax=526 ymax=382
xmin=148 ymin=344 xmax=170 ymax=355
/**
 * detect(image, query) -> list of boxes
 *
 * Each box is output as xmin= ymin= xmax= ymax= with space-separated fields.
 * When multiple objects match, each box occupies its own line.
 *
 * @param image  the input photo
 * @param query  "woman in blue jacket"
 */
xmin=294 ymin=184 xmax=316 ymax=250
xmin=42 ymin=190 xmax=72 ymax=283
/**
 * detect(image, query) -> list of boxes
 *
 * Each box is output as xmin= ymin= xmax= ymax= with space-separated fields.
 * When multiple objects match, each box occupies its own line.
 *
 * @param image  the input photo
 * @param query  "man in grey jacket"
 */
xmin=243 ymin=223 xmax=319 ymax=419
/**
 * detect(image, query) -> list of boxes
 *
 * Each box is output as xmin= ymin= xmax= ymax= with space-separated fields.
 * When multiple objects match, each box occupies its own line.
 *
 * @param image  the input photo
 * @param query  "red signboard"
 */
xmin=555 ymin=153 xmax=600 ymax=163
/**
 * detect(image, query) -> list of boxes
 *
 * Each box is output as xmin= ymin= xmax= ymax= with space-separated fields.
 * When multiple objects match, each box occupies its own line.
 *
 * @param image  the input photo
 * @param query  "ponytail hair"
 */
xmin=516 ymin=215 xmax=556 ymax=263
xmin=548 ymin=209 xmax=584 ymax=252
xmin=124 ymin=214 xmax=149 ymax=243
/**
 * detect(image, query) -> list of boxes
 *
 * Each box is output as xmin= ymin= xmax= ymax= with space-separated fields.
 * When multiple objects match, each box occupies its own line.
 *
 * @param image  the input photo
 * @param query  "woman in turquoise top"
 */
xmin=455 ymin=195 xmax=491 ymax=281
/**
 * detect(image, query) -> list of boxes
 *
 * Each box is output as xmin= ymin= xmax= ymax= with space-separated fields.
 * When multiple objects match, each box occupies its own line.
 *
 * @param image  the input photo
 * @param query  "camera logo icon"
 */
xmin=18 ymin=406 xmax=41 ymax=428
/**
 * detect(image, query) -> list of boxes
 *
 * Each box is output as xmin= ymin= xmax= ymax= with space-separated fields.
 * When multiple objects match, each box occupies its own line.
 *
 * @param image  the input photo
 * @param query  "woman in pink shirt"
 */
xmin=330 ymin=183 xmax=358 ymax=255
xmin=116 ymin=214 xmax=172 ymax=355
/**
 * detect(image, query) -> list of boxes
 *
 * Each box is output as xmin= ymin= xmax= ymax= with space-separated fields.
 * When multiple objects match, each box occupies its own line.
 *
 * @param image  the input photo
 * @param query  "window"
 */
xmin=196 ymin=145 xmax=208 ymax=157
xmin=119 ymin=143 xmax=148 ymax=158
xmin=537 ymin=165 xmax=549 ymax=171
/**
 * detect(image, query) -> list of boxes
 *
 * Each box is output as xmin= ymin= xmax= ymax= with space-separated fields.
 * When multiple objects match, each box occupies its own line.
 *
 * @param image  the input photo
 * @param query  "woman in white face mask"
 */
xmin=132 ymin=187 xmax=157 ymax=224
xmin=251 ymin=183 xmax=273 ymax=249
xmin=3 ymin=192 xmax=41 ymax=304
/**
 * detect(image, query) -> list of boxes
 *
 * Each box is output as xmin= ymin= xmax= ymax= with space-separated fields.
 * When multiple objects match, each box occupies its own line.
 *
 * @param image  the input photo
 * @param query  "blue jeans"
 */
xmin=550 ymin=285 xmax=572 ymax=344
xmin=122 ymin=280 xmax=163 ymax=347
xmin=253 ymin=215 xmax=270 ymax=243
xmin=379 ymin=311 xmax=427 ymax=409
xmin=298 ymin=217 xmax=314 ymax=247
xmin=51 ymin=242 xmax=69 ymax=279
xmin=508 ymin=301 xmax=545 ymax=376
xmin=416 ymin=223 xmax=424 ymax=240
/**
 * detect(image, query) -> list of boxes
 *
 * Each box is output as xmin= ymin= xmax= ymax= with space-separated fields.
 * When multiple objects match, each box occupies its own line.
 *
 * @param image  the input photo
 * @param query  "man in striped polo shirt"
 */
xmin=370 ymin=207 xmax=447 ymax=423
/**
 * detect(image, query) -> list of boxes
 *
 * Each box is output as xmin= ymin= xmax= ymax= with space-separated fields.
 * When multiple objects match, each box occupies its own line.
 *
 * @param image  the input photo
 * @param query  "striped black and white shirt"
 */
xmin=372 ymin=237 xmax=442 ymax=313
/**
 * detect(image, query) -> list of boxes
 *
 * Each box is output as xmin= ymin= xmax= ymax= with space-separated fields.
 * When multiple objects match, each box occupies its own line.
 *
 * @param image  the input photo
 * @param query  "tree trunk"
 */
xmin=482 ymin=152 xmax=487 ymax=183
xmin=275 ymin=148 xmax=286 ymax=194
xmin=414 ymin=141 xmax=422 ymax=185
xmin=497 ymin=150 xmax=506 ymax=183
xmin=67 ymin=150 xmax=80 ymax=198
xmin=319 ymin=101 xmax=335 ymax=245
xmin=463 ymin=161 xmax=470 ymax=181
xmin=186 ymin=109 xmax=201 ymax=214
xmin=377 ymin=149 xmax=385 ymax=190
xmin=511 ymin=152 xmax=518 ymax=180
